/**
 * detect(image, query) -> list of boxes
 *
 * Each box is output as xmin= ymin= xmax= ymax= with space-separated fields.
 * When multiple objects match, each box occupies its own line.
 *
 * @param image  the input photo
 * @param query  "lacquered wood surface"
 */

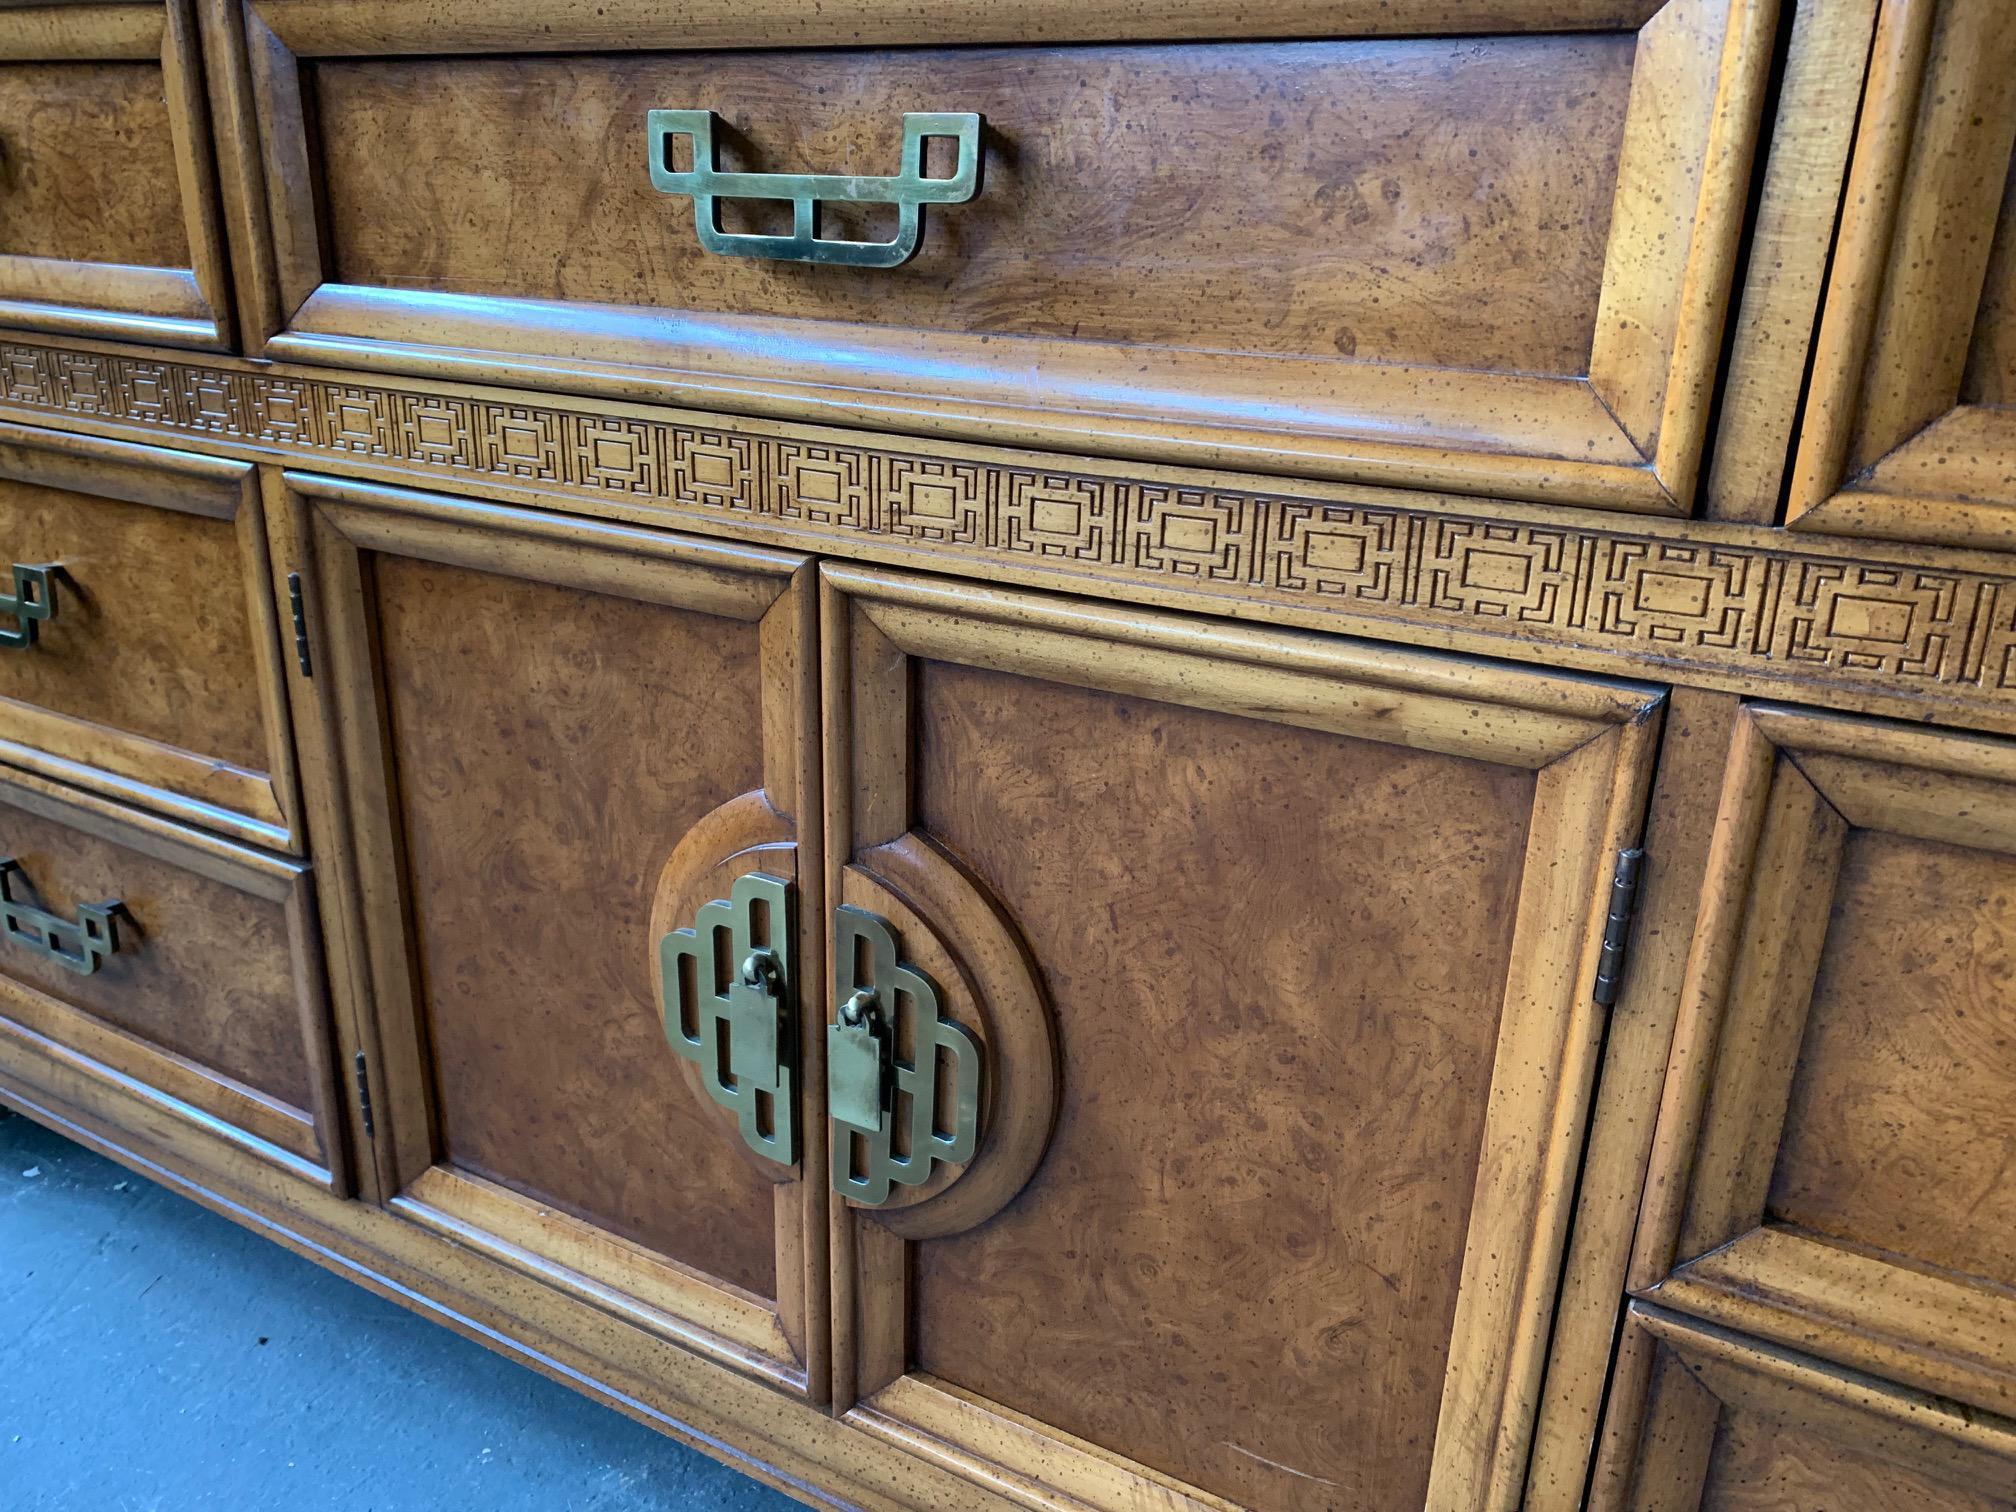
xmin=1697 ymin=1409 xmax=2016 ymax=1512
xmin=907 ymin=661 xmax=1534 ymax=1510
xmin=0 ymin=60 xmax=189 ymax=268
xmin=0 ymin=476 xmax=268 ymax=775
xmin=0 ymin=0 xmax=2012 ymax=1507
xmin=0 ymin=793 xmax=310 ymax=1112
xmin=1769 ymin=829 xmax=2016 ymax=1293
xmin=310 ymin=39 xmax=1629 ymax=375
xmin=370 ymin=552 xmax=780 ymax=1298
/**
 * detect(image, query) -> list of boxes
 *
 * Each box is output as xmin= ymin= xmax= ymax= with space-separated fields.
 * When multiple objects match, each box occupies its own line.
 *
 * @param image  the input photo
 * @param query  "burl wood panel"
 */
xmin=0 ymin=61 xmax=190 ymax=268
xmin=0 ymin=478 xmax=268 ymax=774
xmin=308 ymin=36 xmax=1632 ymax=373
xmin=1697 ymin=1412 xmax=2015 ymax=1512
xmin=373 ymin=556 xmax=779 ymax=1299
xmin=1769 ymin=830 xmax=2016 ymax=1291
xmin=906 ymin=662 xmax=1536 ymax=1511
xmin=0 ymin=803 xmax=309 ymax=1110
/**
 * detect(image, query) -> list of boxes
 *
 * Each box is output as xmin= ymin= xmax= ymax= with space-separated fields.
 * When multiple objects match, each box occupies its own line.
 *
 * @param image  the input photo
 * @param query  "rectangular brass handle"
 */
xmin=647 ymin=110 xmax=981 ymax=268
xmin=0 ymin=563 xmax=57 ymax=650
xmin=0 ymin=858 xmax=124 ymax=975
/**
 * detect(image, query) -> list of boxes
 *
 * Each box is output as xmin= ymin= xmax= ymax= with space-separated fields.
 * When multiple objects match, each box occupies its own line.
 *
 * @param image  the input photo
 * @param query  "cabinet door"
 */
xmin=1618 ymin=707 xmax=2016 ymax=1485
xmin=285 ymin=473 xmax=826 ymax=1400
xmin=820 ymin=565 xmax=1662 ymax=1512
xmin=1615 ymin=1306 xmax=2016 ymax=1512
xmin=1789 ymin=0 xmax=2016 ymax=547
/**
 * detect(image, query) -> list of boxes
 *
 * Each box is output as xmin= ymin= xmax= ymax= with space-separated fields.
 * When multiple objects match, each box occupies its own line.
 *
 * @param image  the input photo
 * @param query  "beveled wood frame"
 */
xmin=1604 ymin=1306 xmax=2016 ymax=1512
xmin=208 ymin=0 xmax=1773 ymax=513
xmin=0 ymin=422 xmax=304 ymax=851
xmin=820 ymin=563 xmax=1663 ymax=1512
xmin=279 ymin=470 xmax=830 ymax=1402
xmin=1787 ymin=0 xmax=2016 ymax=549
xmin=0 ymin=1 xmax=235 ymax=349
xmin=1591 ymin=706 xmax=2016 ymax=1500
xmin=0 ymin=762 xmax=346 ymax=1193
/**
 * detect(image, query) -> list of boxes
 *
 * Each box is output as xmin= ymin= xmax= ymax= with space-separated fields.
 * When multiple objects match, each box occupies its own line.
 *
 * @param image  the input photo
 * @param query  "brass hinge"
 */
xmin=353 ymin=1050 xmax=375 ymax=1139
xmin=1592 ymin=847 xmax=1645 ymax=1008
xmin=286 ymin=572 xmax=312 ymax=677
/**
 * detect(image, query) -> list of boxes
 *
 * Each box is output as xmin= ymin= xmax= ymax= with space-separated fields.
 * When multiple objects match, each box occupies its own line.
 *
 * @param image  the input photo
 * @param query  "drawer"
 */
xmin=0 ymin=766 xmax=344 ymax=1190
xmin=1614 ymin=1306 xmax=2016 ymax=1512
xmin=1790 ymin=0 xmax=2016 ymax=550
xmin=1631 ymin=707 xmax=2016 ymax=1425
xmin=0 ymin=425 xmax=301 ymax=850
xmin=0 ymin=2 xmax=233 ymax=349
xmin=223 ymin=0 xmax=1775 ymax=513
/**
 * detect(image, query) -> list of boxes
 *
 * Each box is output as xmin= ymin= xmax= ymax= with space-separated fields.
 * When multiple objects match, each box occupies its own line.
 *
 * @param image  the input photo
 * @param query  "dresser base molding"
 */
xmin=0 ymin=1052 xmax=1010 ymax=1512
xmin=1 ymin=336 xmax=2013 ymax=734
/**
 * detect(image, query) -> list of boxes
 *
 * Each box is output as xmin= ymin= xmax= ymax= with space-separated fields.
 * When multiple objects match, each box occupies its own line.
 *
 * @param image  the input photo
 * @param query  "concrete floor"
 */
xmin=0 ymin=1110 xmax=798 ymax=1511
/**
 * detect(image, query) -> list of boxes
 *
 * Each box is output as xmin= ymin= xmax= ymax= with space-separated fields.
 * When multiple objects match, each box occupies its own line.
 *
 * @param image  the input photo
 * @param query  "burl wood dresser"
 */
xmin=1 ymin=0 xmax=2012 ymax=1507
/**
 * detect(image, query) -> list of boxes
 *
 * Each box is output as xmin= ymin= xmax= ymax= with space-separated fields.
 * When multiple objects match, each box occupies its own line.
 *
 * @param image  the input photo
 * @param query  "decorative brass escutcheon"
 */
xmin=646 ymin=109 xmax=982 ymax=268
xmin=829 ymin=904 xmax=982 ymax=1206
xmin=659 ymin=872 xmax=798 ymax=1166
xmin=0 ymin=859 xmax=122 ymax=975
xmin=0 ymin=563 xmax=57 ymax=650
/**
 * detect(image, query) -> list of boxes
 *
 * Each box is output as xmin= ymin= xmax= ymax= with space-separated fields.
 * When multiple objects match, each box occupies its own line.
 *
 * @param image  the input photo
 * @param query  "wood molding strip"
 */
xmin=2 ymin=336 xmax=2016 ymax=730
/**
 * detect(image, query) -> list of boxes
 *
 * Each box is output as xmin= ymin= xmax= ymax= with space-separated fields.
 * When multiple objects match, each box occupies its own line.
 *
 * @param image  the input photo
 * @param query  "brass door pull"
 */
xmin=659 ymin=872 xmax=799 ymax=1166
xmin=0 ymin=859 xmax=123 ymax=975
xmin=829 ymin=904 xmax=982 ymax=1206
xmin=0 ymin=563 xmax=57 ymax=650
xmin=647 ymin=110 xmax=982 ymax=268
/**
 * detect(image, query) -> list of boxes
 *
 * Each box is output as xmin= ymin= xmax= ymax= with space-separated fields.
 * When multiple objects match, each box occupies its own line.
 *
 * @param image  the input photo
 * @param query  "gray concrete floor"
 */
xmin=0 ymin=1110 xmax=798 ymax=1511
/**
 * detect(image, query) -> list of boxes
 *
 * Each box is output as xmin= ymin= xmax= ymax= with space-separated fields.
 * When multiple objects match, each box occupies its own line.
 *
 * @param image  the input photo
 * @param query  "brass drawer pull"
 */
xmin=0 ymin=563 xmax=57 ymax=650
xmin=647 ymin=110 xmax=982 ymax=268
xmin=0 ymin=858 xmax=124 ymax=976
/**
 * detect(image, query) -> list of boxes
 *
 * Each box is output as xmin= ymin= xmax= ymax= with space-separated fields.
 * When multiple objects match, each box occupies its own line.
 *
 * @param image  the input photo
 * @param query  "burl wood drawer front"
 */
xmin=0 ymin=2 xmax=233 ymax=348
xmin=0 ymin=766 xmax=344 ymax=1191
xmin=285 ymin=472 xmax=828 ymax=1400
xmin=220 ymin=0 xmax=1773 ymax=513
xmin=1613 ymin=1307 xmax=2016 ymax=1512
xmin=0 ymin=425 xmax=302 ymax=851
xmin=1790 ymin=0 xmax=2016 ymax=550
xmin=1622 ymin=708 xmax=2016 ymax=1448
xmin=820 ymin=566 xmax=1662 ymax=1511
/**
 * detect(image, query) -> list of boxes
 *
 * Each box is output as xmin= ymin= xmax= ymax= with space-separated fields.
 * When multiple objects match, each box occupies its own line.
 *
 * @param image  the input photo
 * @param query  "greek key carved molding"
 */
xmin=4 ymin=337 xmax=2015 ymax=717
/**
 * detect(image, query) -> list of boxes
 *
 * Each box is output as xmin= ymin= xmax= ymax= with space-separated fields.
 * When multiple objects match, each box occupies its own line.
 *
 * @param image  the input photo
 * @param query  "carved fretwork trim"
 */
xmin=3 ymin=336 xmax=2015 ymax=726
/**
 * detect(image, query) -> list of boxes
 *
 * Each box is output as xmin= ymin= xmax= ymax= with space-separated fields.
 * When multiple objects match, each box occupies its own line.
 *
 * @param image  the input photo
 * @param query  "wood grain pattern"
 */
xmin=822 ymin=565 xmax=1659 ymax=1511
xmin=0 ymin=775 xmax=319 ymax=1128
xmin=0 ymin=424 xmax=300 ymax=848
xmin=0 ymin=476 xmax=267 ymax=771
xmin=217 ymin=0 xmax=1778 ymax=509
xmin=1788 ymin=0 xmax=2016 ymax=547
xmin=0 ymin=1 xmax=233 ymax=349
xmin=1617 ymin=711 xmax=2016 ymax=1505
xmin=372 ymin=553 xmax=780 ymax=1298
xmin=309 ymin=39 xmax=1630 ymax=376
xmin=1615 ymin=1308 xmax=2016 ymax=1512
xmin=909 ymin=660 xmax=1534 ymax=1511
xmin=1697 ymin=1411 xmax=2016 ymax=1512
xmin=1769 ymin=829 xmax=2016 ymax=1291
xmin=0 ymin=59 xmax=189 ymax=268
